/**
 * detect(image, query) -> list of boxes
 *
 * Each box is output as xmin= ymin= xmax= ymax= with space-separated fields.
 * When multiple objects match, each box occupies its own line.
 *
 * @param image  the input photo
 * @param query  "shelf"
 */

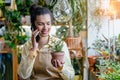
xmin=0 ymin=45 xmax=18 ymax=80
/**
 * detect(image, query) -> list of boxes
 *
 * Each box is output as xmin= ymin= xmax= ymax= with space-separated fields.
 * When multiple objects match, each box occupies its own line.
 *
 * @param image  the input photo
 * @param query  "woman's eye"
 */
xmin=38 ymin=23 xmax=43 ymax=25
xmin=47 ymin=22 xmax=51 ymax=25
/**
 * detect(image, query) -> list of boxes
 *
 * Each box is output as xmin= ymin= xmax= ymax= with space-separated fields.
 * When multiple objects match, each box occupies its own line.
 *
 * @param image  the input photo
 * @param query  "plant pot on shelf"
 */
xmin=65 ymin=36 xmax=82 ymax=50
xmin=65 ymin=36 xmax=83 ymax=57
xmin=88 ymin=56 xmax=97 ymax=71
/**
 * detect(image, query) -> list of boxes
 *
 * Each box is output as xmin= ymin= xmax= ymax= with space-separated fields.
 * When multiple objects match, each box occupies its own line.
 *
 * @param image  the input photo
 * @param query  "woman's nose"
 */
xmin=43 ymin=24 xmax=48 ymax=29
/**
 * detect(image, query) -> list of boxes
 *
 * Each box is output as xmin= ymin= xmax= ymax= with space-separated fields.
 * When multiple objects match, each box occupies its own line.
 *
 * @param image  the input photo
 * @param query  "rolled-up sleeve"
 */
xmin=61 ymin=42 xmax=75 ymax=80
xmin=18 ymin=42 xmax=37 ymax=79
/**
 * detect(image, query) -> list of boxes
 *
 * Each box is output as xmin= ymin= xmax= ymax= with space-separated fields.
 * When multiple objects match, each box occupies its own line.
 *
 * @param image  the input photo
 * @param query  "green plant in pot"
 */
xmin=4 ymin=9 xmax=28 ymax=48
xmin=51 ymin=40 xmax=64 ymax=70
xmin=51 ymin=40 xmax=64 ymax=52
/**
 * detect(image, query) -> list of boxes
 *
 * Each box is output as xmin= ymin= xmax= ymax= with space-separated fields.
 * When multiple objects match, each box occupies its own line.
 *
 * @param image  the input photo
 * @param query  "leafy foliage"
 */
xmin=38 ymin=0 xmax=57 ymax=11
xmin=92 ymin=36 xmax=120 ymax=56
xmin=92 ymin=39 xmax=108 ymax=51
xmin=69 ymin=0 xmax=87 ymax=36
xmin=51 ymin=40 xmax=64 ymax=52
xmin=118 ymin=34 xmax=120 ymax=42
xmin=0 ymin=0 xmax=5 ymax=17
xmin=4 ymin=10 xmax=27 ymax=48
xmin=0 ymin=0 xmax=4 ymax=8
xmin=71 ymin=58 xmax=82 ymax=75
xmin=98 ymin=61 xmax=120 ymax=80
xmin=56 ymin=26 xmax=69 ymax=40
xmin=15 ymin=0 xmax=32 ymax=15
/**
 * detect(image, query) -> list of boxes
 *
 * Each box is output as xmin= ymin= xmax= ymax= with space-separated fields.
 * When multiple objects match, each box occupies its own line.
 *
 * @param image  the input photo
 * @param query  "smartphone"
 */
xmin=32 ymin=26 xmax=40 ymax=42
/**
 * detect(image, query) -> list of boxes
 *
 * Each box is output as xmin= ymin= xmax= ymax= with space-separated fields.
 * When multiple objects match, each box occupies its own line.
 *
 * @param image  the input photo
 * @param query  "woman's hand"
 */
xmin=31 ymin=29 xmax=39 ymax=51
xmin=51 ymin=59 xmax=65 ymax=71
xmin=51 ymin=52 xmax=65 ymax=70
xmin=51 ymin=59 xmax=64 ymax=68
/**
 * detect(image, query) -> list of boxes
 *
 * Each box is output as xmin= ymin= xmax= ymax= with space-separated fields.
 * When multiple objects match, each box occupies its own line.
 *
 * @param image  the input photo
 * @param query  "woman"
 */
xmin=18 ymin=5 xmax=75 ymax=80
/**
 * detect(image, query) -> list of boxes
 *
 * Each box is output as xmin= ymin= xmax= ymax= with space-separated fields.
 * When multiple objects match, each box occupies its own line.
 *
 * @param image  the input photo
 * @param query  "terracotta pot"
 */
xmin=51 ymin=51 xmax=64 ymax=62
xmin=51 ymin=51 xmax=64 ymax=70
xmin=88 ymin=56 xmax=97 ymax=67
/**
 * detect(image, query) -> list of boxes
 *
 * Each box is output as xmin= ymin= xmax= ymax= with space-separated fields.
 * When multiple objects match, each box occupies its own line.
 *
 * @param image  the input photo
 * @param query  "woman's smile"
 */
xmin=41 ymin=30 xmax=48 ymax=34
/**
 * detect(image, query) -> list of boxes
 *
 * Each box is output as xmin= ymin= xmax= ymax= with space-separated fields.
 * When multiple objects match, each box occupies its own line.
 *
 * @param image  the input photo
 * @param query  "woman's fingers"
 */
xmin=32 ymin=29 xmax=39 ymax=37
xmin=57 ymin=60 xmax=62 ymax=67
xmin=51 ymin=59 xmax=64 ymax=67
xmin=32 ymin=29 xmax=39 ymax=43
xmin=51 ymin=59 xmax=57 ymax=67
xmin=31 ymin=29 xmax=39 ymax=50
xmin=61 ymin=61 xmax=65 ymax=64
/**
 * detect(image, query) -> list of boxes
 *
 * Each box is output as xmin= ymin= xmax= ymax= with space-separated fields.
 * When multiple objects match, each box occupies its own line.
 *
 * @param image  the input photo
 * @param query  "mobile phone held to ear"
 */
xmin=32 ymin=27 xmax=40 ymax=42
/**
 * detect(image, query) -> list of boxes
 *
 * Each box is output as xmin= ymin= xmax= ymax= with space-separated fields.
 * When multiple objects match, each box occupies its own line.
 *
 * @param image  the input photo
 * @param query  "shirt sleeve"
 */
xmin=18 ymin=42 xmax=38 ymax=79
xmin=61 ymin=42 xmax=75 ymax=80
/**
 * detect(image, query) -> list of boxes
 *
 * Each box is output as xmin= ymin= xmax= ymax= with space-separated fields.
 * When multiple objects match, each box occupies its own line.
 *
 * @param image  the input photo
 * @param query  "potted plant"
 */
xmin=97 ymin=60 xmax=120 ymax=80
xmin=51 ymin=40 xmax=64 ymax=52
xmin=0 ymin=2 xmax=28 ymax=79
xmin=55 ymin=0 xmax=86 ymax=59
xmin=50 ymin=40 xmax=64 ymax=70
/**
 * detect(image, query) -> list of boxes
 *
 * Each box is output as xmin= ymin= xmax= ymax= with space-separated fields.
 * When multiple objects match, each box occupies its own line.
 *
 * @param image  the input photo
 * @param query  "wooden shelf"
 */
xmin=0 ymin=45 xmax=18 ymax=80
xmin=65 ymin=36 xmax=85 ymax=80
xmin=0 ymin=17 xmax=5 ymax=21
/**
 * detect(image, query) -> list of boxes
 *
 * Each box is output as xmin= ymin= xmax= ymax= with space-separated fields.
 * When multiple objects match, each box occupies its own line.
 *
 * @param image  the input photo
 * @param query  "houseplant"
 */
xmin=50 ymin=40 xmax=64 ymax=70
xmin=4 ymin=9 xmax=28 ymax=48
xmin=56 ymin=26 xmax=69 ymax=40
xmin=92 ymin=35 xmax=120 ymax=58
xmin=0 ymin=1 xmax=28 ymax=79
xmin=51 ymin=40 xmax=64 ymax=52
xmin=97 ymin=60 xmax=120 ymax=80
xmin=69 ymin=0 xmax=87 ymax=36
xmin=55 ymin=0 xmax=87 ymax=37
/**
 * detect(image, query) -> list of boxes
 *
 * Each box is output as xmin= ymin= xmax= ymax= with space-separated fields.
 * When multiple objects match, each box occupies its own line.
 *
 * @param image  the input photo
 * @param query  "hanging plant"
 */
xmin=55 ymin=0 xmax=87 ymax=39
xmin=69 ymin=0 xmax=87 ymax=36
xmin=56 ymin=26 xmax=69 ymax=40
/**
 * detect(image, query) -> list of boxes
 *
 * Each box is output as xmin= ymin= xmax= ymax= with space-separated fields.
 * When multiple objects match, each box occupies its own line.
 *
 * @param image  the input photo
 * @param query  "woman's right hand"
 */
xmin=31 ymin=29 xmax=39 ymax=51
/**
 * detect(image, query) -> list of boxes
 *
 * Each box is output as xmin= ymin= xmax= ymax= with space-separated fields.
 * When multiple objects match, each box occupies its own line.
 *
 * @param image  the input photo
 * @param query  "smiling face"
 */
xmin=35 ymin=14 xmax=52 ymax=37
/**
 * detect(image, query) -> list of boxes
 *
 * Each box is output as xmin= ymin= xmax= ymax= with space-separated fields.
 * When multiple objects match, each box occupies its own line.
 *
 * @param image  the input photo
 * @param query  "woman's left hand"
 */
xmin=51 ymin=59 xmax=65 ymax=70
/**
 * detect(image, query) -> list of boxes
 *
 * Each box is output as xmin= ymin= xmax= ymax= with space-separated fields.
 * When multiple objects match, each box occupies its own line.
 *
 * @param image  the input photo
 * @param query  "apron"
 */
xmin=29 ymin=49 xmax=67 ymax=80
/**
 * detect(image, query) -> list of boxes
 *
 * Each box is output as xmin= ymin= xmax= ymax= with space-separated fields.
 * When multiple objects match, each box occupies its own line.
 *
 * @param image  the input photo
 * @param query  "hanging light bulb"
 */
xmin=53 ymin=0 xmax=72 ymax=23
